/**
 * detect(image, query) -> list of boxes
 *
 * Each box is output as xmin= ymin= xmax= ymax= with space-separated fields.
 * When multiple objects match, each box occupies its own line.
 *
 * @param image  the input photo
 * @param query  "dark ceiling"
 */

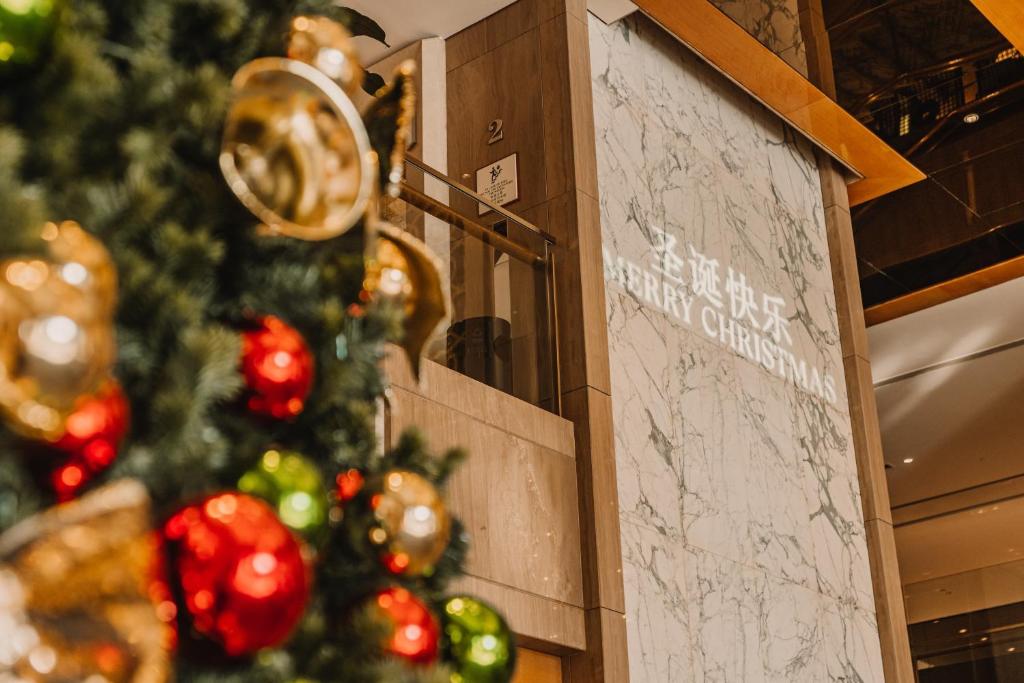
xmin=827 ymin=0 xmax=1007 ymax=108
xmin=823 ymin=0 xmax=1024 ymax=309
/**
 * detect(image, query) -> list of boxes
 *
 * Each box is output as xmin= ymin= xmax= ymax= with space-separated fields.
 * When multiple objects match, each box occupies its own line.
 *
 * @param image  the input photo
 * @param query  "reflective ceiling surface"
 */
xmin=823 ymin=0 xmax=1024 ymax=310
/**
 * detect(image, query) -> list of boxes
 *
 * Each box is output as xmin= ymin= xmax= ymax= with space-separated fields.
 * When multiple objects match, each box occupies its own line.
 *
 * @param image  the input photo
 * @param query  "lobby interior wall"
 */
xmin=383 ymin=350 xmax=587 ymax=652
xmin=590 ymin=13 xmax=886 ymax=681
xmin=444 ymin=1 xmax=630 ymax=678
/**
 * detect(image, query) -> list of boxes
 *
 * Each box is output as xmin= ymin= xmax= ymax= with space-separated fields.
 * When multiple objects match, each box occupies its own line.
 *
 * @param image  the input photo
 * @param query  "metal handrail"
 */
xmin=398 ymin=183 xmax=545 ymax=267
xmin=853 ymin=41 xmax=1012 ymax=116
xmin=396 ymin=156 xmax=563 ymax=416
xmin=404 ymin=156 xmax=558 ymax=245
xmin=904 ymin=79 xmax=1024 ymax=158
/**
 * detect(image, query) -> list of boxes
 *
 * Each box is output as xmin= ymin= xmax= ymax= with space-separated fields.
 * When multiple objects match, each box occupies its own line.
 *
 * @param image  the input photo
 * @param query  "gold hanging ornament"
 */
xmin=363 ymin=222 xmax=448 ymax=377
xmin=0 ymin=221 xmax=117 ymax=440
xmin=363 ymin=59 xmax=416 ymax=197
xmin=369 ymin=470 xmax=451 ymax=576
xmin=220 ymin=15 xmax=376 ymax=241
xmin=358 ymin=54 xmax=447 ymax=376
xmin=221 ymin=15 xmax=449 ymax=376
xmin=0 ymin=479 xmax=171 ymax=682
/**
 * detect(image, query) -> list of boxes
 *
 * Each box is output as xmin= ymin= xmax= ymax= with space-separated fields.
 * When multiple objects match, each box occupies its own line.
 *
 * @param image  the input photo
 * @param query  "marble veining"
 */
xmin=709 ymin=0 xmax=808 ymax=76
xmin=591 ymin=14 xmax=882 ymax=682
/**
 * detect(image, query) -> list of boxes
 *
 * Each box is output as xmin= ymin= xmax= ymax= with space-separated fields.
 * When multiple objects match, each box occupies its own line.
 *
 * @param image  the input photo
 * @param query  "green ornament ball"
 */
xmin=238 ymin=448 xmax=329 ymax=543
xmin=442 ymin=596 xmax=516 ymax=683
xmin=0 ymin=0 xmax=60 ymax=72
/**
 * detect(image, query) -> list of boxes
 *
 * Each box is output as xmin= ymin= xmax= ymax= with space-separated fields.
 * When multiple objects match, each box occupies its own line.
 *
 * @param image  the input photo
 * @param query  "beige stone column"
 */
xmin=444 ymin=0 xmax=629 ymax=679
xmin=799 ymin=2 xmax=916 ymax=681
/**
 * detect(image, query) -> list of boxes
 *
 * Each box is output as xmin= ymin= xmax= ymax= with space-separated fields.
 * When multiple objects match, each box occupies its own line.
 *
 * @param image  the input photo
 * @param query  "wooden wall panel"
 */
xmin=447 ymin=30 xmax=547 ymax=218
xmin=446 ymin=2 xmax=628 ymax=679
xmin=384 ymin=351 xmax=586 ymax=651
xmin=513 ymin=648 xmax=563 ymax=682
xmin=451 ymin=575 xmax=586 ymax=652
xmin=390 ymin=386 xmax=583 ymax=606
xmin=386 ymin=348 xmax=574 ymax=454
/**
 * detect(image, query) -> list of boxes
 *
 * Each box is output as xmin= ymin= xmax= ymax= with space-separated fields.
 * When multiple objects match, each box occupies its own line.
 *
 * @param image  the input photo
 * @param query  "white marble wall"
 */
xmin=590 ymin=14 xmax=884 ymax=682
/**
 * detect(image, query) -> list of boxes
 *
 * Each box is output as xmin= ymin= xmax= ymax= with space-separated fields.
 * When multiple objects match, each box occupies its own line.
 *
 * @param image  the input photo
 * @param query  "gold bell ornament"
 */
xmin=220 ymin=15 xmax=377 ymax=241
xmin=0 ymin=479 xmax=171 ymax=682
xmin=363 ymin=222 xmax=449 ymax=377
xmin=0 ymin=221 xmax=117 ymax=440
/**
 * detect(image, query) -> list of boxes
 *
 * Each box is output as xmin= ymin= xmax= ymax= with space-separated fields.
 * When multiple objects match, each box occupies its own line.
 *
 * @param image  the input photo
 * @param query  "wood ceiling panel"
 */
xmin=865 ymin=253 xmax=1024 ymax=326
xmin=970 ymin=0 xmax=1024 ymax=55
xmin=632 ymin=0 xmax=926 ymax=205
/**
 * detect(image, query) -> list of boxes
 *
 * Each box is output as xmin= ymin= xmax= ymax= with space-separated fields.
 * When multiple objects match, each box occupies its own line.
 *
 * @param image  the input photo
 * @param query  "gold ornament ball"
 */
xmin=287 ymin=15 xmax=364 ymax=95
xmin=371 ymin=470 xmax=451 ymax=576
xmin=0 ymin=222 xmax=117 ymax=440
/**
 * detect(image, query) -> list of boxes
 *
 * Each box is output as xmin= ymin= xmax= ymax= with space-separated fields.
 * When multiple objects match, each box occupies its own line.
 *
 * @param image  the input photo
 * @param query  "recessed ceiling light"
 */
xmin=964 ymin=112 xmax=981 ymax=124
xmin=903 ymin=457 xmax=914 ymax=464
xmin=982 ymin=636 xmax=990 ymax=642
xmin=959 ymin=628 xmax=969 ymax=634
xmin=1009 ymin=646 xmax=1017 ymax=653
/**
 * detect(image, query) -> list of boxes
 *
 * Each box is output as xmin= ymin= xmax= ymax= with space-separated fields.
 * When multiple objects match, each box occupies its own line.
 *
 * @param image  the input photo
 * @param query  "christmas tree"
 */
xmin=0 ymin=1 xmax=515 ymax=681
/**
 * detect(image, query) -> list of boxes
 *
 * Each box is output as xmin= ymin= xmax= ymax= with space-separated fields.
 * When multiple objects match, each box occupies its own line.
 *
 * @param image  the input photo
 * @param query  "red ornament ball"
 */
xmin=162 ymin=493 xmax=310 ymax=656
xmin=373 ymin=587 xmax=440 ymax=665
xmin=240 ymin=316 xmax=314 ymax=419
xmin=50 ymin=380 xmax=130 ymax=501
xmin=335 ymin=468 xmax=365 ymax=502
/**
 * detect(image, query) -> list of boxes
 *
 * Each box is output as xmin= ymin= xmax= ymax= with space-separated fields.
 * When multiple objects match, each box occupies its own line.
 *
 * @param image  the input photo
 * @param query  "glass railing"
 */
xmin=380 ymin=156 xmax=561 ymax=415
xmin=908 ymin=559 xmax=1024 ymax=682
